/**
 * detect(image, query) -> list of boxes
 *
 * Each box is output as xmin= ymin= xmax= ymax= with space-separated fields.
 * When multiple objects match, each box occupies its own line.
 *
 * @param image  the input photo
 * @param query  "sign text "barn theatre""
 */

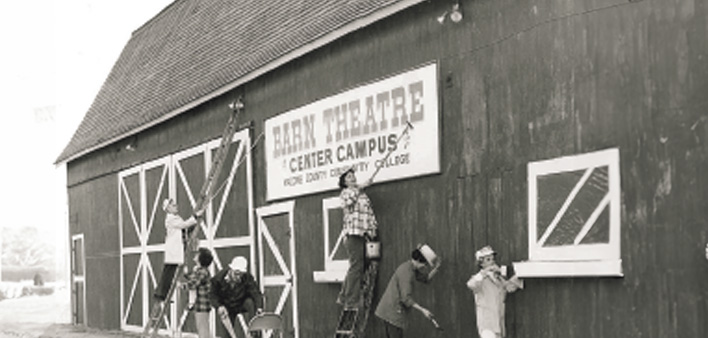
xmin=265 ymin=63 xmax=440 ymax=200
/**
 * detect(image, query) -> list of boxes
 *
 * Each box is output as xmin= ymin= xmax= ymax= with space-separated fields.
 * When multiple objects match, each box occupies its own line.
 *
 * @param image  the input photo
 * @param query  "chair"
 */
xmin=248 ymin=312 xmax=284 ymax=338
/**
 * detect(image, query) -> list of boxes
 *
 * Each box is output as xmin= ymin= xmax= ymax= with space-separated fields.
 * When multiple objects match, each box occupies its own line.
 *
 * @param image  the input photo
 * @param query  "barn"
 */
xmin=56 ymin=0 xmax=708 ymax=337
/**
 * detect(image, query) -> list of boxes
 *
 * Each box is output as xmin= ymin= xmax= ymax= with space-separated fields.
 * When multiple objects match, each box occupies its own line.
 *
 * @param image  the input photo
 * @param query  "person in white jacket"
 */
xmin=154 ymin=198 xmax=203 ymax=302
xmin=466 ymin=246 xmax=523 ymax=338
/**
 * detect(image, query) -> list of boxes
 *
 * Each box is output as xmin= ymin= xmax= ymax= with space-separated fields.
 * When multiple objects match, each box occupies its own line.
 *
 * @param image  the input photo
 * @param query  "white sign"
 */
xmin=265 ymin=63 xmax=440 ymax=200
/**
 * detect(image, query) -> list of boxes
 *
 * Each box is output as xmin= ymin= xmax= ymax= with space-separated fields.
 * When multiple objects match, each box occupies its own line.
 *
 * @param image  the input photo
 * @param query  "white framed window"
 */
xmin=313 ymin=196 xmax=348 ymax=283
xmin=513 ymin=148 xmax=622 ymax=277
xmin=71 ymin=234 xmax=86 ymax=325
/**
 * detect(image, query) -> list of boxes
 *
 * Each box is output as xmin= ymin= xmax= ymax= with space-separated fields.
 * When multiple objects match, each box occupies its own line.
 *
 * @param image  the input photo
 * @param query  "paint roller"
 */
xmin=367 ymin=120 xmax=415 ymax=182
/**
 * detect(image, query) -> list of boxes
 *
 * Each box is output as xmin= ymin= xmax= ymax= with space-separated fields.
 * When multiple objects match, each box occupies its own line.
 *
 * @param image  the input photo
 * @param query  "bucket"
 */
xmin=366 ymin=241 xmax=381 ymax=260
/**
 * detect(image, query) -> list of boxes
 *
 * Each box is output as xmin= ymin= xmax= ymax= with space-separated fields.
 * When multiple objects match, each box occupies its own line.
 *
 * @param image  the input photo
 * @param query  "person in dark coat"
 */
xmin=374 ymin=245 xmax=441 ymax=338
xmin=210 ymin=256 xmax=263 ymax=329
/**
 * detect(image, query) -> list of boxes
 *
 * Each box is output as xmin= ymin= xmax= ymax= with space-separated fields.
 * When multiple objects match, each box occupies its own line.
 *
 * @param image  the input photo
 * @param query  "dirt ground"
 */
xmin=0 ymin=287 xmax=139 ymax=338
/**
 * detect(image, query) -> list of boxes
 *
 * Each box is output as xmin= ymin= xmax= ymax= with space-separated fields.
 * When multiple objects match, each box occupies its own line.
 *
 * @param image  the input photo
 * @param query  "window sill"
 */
xmin=512 ymin=259 xmax=623 ymax=278
xmin=313 ymin=270 xmax=346 ymax=283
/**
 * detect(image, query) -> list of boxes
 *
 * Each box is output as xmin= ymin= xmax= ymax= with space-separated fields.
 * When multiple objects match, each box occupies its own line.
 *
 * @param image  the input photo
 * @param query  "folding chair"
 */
xmin=248 ymin=313 xmax=283 ymax=338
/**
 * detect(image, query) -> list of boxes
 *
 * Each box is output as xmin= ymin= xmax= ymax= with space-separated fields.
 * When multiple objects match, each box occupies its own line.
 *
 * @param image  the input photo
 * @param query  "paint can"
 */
xmin=366 ymin=241 xmax=381 ymax=260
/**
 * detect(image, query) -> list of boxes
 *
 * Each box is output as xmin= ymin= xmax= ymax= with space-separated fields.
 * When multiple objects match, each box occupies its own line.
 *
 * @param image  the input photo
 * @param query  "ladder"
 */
xmin=143 ymin=99 xmax=245 ymax=338
xmin=335 ymin=260 xmax=379 ymax=338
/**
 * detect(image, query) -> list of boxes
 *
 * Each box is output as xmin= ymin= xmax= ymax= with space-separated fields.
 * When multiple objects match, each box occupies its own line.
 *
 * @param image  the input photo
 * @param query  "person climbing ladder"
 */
xmin=154 ymin=198 xmax=203 ymax=303
xmin=337 ymin=167 xmax=378 ymax=309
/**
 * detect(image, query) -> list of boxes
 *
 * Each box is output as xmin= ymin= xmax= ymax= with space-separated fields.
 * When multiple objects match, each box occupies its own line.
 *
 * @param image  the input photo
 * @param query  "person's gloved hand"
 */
xmin=218 ymin=306 xmax=228 ymax=318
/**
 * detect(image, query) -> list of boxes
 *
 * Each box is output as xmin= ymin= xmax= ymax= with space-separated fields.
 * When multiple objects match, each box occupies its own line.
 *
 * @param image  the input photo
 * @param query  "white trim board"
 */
xmin=513 ymin=260 xmax=623 ymax=278
xmin=313 ymin=270 xmax=346 ymax=283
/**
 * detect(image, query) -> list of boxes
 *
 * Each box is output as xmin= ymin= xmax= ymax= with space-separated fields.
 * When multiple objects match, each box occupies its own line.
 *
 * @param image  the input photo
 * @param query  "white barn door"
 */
xmin=119 ymin=129 xmax=255 ymax=336
xmin=119 ymin=156 xmax=170 ymax=332
xmin=256 ymin=201 xmax=299 ymax=338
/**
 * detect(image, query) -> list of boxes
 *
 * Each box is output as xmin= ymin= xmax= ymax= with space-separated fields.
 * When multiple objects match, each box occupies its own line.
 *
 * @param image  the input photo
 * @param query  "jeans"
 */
xmin=338 ymin=235 xmax=365 ymax=308
xmin=154 ymin=264 xmax=178 ymax=300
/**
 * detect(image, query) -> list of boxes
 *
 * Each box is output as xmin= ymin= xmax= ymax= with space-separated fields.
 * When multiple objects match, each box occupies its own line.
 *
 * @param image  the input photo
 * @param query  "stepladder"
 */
xmin=142 ymin=100 xmax=244 ymax=338
xmin=335 ymin=260 xmax=379 ymax=338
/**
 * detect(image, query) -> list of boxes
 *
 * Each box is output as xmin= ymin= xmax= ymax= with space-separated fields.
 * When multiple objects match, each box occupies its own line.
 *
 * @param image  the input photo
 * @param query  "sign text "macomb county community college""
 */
xmin=265 ymin=63 xmax=440 ymax=200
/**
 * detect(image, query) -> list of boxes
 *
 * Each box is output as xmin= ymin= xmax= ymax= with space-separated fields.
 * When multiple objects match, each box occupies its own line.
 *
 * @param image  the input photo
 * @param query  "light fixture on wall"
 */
xmin=437 ymin=2 xmax=463 ymax=24
xmin=450 ymin=4 xmax=463 ymax=22
xmin=228 ymin=97 xmax=244 ymax=111
xmin=125 ymin=137 xmax=137 ymax=151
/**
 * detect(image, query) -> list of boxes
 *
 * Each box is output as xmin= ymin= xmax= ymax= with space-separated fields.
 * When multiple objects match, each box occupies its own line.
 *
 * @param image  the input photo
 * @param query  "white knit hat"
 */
xmin=229 ymin=256 xmax=248 ymax=272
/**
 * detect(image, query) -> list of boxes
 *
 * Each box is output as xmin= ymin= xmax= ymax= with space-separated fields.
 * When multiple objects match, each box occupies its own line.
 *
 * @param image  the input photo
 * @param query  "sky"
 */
xmin=0 ymin=0 xmax=174 ymax=279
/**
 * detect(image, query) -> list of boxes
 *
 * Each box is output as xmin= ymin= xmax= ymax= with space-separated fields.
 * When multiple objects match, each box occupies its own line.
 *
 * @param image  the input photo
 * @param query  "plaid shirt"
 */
xmin=186 ymin=266 xmax=212 ymax=312
xmin=340 ymin=186 xmax=378 ymax=237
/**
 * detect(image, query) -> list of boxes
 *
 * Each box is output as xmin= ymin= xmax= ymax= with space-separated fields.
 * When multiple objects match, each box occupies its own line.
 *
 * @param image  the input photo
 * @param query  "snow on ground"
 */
xmin=0 ymin=284 xmax=143 ymax=338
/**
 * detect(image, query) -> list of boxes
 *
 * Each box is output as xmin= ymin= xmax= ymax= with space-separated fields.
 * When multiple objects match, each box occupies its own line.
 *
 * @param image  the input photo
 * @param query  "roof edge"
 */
xmin=56 ymin=0 xmax=427 ymax=165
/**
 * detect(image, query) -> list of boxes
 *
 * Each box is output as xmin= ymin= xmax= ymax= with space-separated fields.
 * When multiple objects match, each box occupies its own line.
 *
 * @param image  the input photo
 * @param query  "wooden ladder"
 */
xmin=335 ymin=260 xmax=379 ymax=338
xmin=142 ymin=99 xmax=244 ymax=338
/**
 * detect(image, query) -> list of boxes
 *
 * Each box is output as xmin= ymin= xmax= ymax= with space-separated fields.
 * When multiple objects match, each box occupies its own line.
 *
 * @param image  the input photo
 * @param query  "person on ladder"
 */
xmin=154 ymin=198 xmax=203 ymax=305
xmin=337 ymin=168 xmax=378 ymax=310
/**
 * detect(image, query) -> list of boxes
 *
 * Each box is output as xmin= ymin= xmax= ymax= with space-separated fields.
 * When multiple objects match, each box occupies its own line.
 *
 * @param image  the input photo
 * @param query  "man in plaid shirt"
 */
xmin=337 ymin=168 xmax=378 ymax=309
xmin=186 ymin=248 xmax=213 ymax=338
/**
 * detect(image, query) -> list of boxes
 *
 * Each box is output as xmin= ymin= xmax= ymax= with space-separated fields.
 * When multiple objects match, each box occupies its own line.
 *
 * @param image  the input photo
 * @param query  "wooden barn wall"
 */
xmin=68 ymin=174 xmax=121 ymax=329
xmin=65 ymin=0 xmax=708 ymax=336
xmin=239 ymin=0 xmax=708 ymax=337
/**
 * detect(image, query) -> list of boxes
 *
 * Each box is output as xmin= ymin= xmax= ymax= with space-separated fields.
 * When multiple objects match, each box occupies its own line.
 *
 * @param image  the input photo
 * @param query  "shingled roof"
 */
xmin=56 ymin=0 xmax=424 ymax=164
